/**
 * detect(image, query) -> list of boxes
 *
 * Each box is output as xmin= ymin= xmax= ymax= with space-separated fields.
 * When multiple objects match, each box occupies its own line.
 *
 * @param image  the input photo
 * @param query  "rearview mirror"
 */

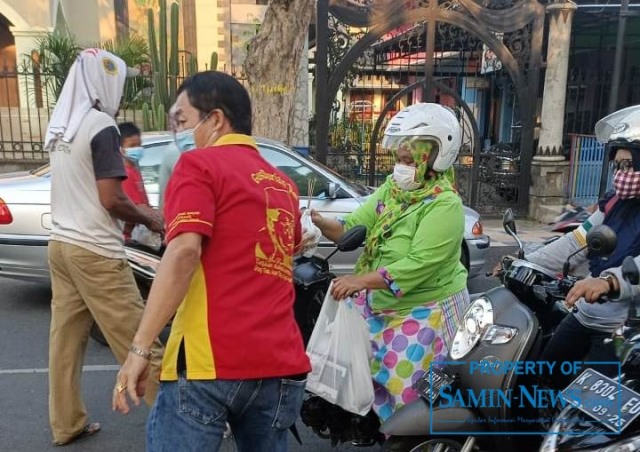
xmin=586 ymin=225 xmax=617 ymax=257
xmin=503 ymin=208 xmax=517 ymax=235
xmin=328 ymin=182 xmax=340 ymax=199
xmin=337 ymin=225 xmax=367 ymax=252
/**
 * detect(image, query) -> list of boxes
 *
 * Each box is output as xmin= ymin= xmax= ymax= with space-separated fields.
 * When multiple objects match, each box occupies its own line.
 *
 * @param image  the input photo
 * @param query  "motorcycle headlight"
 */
xmin=450 ymin=297 xmax=494 ymax=359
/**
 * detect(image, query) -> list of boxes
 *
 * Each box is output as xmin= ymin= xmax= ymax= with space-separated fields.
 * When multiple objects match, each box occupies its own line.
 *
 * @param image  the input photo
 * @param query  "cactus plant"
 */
xmin=143 ymin=0 xmax=182 ymax=131
xmin=210 ymin=51 xmax=218 ymax=71
xmin=147 ymin=0 xmax=180 ymax=109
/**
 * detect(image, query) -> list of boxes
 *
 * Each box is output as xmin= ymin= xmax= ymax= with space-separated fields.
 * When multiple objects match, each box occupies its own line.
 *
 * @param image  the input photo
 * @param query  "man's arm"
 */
xmin=96 ymin=179 xmax=163 ymax=232
xmin=527 ymin=209 xmax=605 ymax=275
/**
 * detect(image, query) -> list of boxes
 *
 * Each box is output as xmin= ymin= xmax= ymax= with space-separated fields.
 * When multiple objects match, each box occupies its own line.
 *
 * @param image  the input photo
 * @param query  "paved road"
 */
xmin=0 ymin=246 xmax=512 ymax=451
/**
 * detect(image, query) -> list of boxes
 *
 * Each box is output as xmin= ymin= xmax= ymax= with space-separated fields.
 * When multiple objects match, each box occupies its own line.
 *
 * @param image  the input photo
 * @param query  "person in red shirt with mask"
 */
xmin=112 ymin=71 xmax=310 ymax=452
xmin=118 ymin=122 xmax=152 ymax=241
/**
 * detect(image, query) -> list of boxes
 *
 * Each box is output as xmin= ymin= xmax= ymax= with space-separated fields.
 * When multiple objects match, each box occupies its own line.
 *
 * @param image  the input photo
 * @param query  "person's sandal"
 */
xmin=52 ymin=422 xmax=101 ymax=446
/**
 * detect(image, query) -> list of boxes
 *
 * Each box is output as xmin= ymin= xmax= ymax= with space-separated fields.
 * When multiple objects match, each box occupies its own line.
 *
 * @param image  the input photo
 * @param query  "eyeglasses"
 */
xmin=613 ymin=159 xmax=634 ymax=172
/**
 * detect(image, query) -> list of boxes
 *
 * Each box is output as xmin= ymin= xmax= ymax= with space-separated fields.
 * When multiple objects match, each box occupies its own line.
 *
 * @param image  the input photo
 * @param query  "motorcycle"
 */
xmin=540 ymin=256 xmax=640 ymax=452
xmin=550 ymin=205 xmax=594 ymax=234
xmin=380 ymin=209 xmax=618 ymax=452
xmin=294 ymin=225 xmax=388 ymax=447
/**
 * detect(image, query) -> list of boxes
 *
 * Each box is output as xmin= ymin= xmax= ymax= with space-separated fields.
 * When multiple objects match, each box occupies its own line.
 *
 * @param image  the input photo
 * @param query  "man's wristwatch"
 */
xmin=129 ymin=345 xmax=154 ymax=360
xmin=599 ymin=274 xmax=618 ymax=295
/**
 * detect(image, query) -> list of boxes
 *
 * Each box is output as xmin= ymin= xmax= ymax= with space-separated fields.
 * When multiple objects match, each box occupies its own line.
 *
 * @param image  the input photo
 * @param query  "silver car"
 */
xmin=0 ymin=133 xmax=489 ymax=282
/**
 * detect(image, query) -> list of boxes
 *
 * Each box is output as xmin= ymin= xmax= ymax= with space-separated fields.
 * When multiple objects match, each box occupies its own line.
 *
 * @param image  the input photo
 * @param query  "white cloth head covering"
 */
xmin=44 ymin=49 xmax=136 ymax=150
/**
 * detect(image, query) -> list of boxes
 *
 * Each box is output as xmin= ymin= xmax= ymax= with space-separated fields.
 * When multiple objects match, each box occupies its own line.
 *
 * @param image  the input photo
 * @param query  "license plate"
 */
xmin=413 ymin=368 xmax=455 ymax=404
xmin=563 ymin=369 xmax=640 ymax=432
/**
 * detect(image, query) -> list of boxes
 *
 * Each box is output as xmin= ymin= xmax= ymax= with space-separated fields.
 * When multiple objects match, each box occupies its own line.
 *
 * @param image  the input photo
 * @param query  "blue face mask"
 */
xmin=124 ymin=146 xmax=144 ymax=162
xmin=174 ymin=129 xmax=196 ymax=153
xmin=174 ymin=112 xmax=219 ymax=153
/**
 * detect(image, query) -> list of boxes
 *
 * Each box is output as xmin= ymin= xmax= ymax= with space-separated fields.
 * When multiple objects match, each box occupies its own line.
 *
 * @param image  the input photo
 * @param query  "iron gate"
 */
xmin=314 ymin=0 xmax=544 ymax=214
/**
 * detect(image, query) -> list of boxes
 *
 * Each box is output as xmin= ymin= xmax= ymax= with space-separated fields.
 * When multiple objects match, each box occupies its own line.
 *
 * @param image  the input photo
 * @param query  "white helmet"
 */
xmin=381 ymin=103 xmax=462 ymax=173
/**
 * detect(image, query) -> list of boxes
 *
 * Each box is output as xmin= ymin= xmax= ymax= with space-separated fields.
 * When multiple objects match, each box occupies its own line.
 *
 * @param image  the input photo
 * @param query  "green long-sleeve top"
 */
xmin=343 ymin=182 xmax=468 ymax=312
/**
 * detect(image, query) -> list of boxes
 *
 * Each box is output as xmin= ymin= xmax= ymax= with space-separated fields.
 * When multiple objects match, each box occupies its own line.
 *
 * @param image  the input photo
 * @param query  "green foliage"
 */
xmin=98 ymin=35 xmax=151 ymax=108
xmin=142 ymin=101 xmax=166 ymax=131
xmin=98 ymin=34 xmax=149 ymax=67
xmin=27 ymin=31 xmax=82 ymax=103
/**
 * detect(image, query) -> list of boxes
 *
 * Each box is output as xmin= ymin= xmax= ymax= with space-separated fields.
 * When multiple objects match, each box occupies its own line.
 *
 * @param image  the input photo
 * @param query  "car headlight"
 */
xmin=450 ymin=297 xmax=494 ymax=359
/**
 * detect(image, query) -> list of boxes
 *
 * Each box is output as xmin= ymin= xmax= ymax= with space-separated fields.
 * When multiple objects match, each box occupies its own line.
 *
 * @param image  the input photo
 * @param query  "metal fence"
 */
xmin=0 ymin=65 xmax=248 ymax=164
xmin=567 ymin=134 xmax=613 ymax=206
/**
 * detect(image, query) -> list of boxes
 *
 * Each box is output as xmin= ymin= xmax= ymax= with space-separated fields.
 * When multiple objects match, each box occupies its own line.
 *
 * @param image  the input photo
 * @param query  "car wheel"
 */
xmin=90 ymin=277 xmax=171 ymax=346
xmin=460 ymin=243 xmax=470 ymax=272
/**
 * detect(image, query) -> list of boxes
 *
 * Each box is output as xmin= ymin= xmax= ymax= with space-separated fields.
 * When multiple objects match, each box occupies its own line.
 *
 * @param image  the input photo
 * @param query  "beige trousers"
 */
xmin=48 ymin=240 xmax=164 ymax=443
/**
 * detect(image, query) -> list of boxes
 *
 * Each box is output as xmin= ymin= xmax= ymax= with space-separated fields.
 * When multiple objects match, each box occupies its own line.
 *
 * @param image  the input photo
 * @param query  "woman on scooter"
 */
xmin=521 ymin=107 xmax=640 ymax=388
xmin=311 ymin=103 xmax=470 ymax=422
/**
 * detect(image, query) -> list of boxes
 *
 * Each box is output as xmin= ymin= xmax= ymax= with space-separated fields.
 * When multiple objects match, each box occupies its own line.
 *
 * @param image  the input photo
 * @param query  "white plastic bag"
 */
xmin=300 ymin=209 xmax=322 ymax=258
xmin=130 ymin=224 xmax=163 ymax=251
xmin=306 ymin=283 xmax=374 ymax=416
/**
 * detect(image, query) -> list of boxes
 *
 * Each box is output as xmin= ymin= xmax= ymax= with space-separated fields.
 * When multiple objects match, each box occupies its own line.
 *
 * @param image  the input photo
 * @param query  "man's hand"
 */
xmin=112 ymin=352 xmax=150 ymax=415
xmin=145 ymin=210 xmax=165 ymax=234
xmin=331 ymin=274 xmax=366 ymax=300
xmin=490 ymin=255 xmax=515 ymax=277
xmin=565 ymin=277 xmax=612 ymax=308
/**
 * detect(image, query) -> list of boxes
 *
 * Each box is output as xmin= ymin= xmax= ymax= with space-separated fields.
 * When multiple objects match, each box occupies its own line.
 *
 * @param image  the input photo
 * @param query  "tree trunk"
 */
xmin=244 ymin=0 xmax=315 ymax=146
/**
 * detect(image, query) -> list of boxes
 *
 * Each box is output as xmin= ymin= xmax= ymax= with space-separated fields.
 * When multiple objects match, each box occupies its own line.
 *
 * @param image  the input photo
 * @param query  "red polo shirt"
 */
xmin=161 ymin=134 xmax=310 ymax=380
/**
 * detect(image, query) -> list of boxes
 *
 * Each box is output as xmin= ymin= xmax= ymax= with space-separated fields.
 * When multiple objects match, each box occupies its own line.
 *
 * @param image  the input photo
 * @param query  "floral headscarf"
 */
xmin=354 ymin=139 xmax=457 ymax=274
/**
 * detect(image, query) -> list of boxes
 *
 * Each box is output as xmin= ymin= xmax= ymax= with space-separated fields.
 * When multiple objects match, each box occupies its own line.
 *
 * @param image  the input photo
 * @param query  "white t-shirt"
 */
xmin=49 ymin=109 xmax=127 ymax=259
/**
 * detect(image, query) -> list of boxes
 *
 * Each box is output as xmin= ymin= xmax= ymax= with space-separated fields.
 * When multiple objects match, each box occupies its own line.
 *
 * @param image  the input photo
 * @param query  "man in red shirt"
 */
xmin=113 ymin=71 xmax=311 ymax=451
xmin=118 ymin=122 xmax=151 ymax=241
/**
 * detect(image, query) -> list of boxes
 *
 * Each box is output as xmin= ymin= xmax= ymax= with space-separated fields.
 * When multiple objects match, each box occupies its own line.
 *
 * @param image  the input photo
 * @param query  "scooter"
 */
xmin=540 ymin=256 xmax=640 ymax=452
xmin=294 ymin=226 xmax=388 ymax=446
xmin=380 ymin=210 xmax=618 ymax=452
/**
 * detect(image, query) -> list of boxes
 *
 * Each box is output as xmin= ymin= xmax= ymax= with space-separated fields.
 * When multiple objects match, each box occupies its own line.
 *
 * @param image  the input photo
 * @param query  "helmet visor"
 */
xmin=382 ymin=135 xmax=440 ymax=160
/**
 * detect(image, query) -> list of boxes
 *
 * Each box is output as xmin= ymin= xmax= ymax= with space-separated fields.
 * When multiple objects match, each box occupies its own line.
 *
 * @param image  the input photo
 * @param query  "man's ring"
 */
xmin=116 ymin=381 xmax=126 ymax=393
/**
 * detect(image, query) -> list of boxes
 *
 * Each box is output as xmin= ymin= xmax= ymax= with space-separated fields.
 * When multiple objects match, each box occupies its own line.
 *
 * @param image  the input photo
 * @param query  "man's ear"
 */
xmin=210 ymin=109 xmax=231 ymax=132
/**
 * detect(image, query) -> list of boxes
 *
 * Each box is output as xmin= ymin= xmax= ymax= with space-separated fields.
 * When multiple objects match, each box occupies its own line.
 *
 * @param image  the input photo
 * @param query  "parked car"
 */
xmin=0 ymin=133 xmax=489 ymax=284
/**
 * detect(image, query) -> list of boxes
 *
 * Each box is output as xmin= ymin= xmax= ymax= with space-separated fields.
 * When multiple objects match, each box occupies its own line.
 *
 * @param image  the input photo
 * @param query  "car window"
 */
xmin=139 ymin=141 xmax=176 ymax=197
xmin=258 ymin=146 xmax=338 ymax=198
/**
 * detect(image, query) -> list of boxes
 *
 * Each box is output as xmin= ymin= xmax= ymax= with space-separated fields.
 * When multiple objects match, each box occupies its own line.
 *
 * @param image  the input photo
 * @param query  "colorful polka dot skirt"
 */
xmin=352 ymin=288 xmax=470 ymax=421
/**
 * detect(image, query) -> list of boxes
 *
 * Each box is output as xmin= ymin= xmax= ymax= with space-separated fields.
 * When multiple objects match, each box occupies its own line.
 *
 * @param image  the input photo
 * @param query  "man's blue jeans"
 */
xmin=147 ymin=374 xmax=306 ymax=452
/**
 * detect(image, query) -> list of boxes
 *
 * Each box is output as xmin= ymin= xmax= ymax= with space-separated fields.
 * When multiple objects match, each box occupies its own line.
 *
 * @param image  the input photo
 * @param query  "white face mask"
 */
xmin=393 ymin=164 xmax=421 ymax=191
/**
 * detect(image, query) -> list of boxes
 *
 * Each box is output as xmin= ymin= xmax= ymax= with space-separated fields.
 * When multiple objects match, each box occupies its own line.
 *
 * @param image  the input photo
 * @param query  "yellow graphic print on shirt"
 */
xmin=254 ymin=182 xmax=297 ymax=282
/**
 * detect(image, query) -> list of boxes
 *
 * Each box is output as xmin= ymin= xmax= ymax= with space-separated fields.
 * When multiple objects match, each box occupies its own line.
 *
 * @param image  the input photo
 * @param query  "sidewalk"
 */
xmin=481 ymin=217 xmax=559 ymax=247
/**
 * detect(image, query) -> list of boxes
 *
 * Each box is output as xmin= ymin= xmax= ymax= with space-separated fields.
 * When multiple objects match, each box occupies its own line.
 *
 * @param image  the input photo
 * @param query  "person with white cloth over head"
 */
xmin=45 ymin=49 xmax=164 ymax=446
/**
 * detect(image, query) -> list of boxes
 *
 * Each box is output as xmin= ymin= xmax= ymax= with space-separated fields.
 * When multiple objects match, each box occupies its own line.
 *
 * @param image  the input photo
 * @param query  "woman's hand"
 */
xmin=112 ymin=352 xmax=151 ymax=414
xmin=296 ymin=229 xmax=317 ymax=256
xmin=565 ymin=277 xmax=614 ymax=308
xmin=310 ymin=209 xmax=324 ymax=228
xmin=331 ymin=275 xmax=366 ymax=300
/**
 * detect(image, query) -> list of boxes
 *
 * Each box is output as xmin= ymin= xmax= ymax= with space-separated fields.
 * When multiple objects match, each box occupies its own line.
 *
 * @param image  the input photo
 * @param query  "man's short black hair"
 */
xmin=118 ymin=122 xmax=141 ymax=142
xmin=177 ymin=71 xmax=252 ymax=135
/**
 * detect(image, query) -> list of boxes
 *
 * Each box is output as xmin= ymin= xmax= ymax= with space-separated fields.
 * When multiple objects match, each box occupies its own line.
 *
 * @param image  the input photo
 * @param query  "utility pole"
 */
xmin=599 ymin=0 xmax=630 ymax=197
